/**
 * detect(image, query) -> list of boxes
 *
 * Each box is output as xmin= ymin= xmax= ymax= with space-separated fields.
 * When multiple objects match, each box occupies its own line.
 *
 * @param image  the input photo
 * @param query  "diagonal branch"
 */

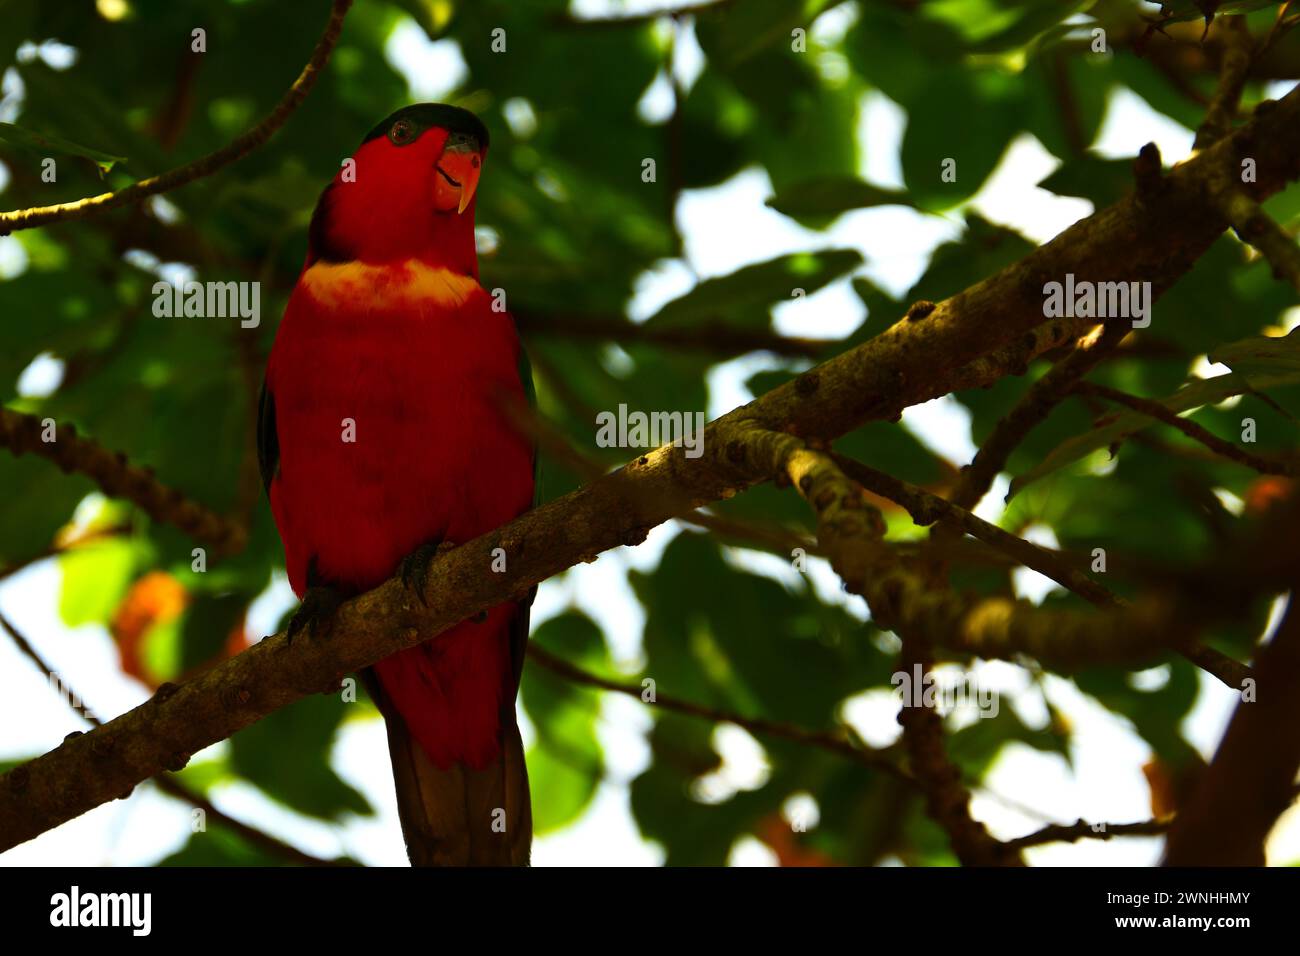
xmin=830 ymin=452 xmax=1253 ymax=689
xmin=898 ymin=633 xmax=1019 ymax=865
xmin=1163 ymin=549 xmax=1300 ymax=865
xmin=0 ymin=609 xmax=347 ymax=866
xmin=0 ymin=408 xmax=245 ymax=555
xmin=1214 ymin=187 xmax=1300 ymax=293
xmin=725 ymin=422 xmax=1272 ymax=671
xmin=1193 ymin=13 xmax=1300 ymax=294
xmin=514 ymin=309 xmax=833 ymax=359
xmin=835 ymin=452 xmax=1119 ymax=606
xmin=1005 ymin=817 xmax=1169 ymax=851
xmin=1193 ymin=15 xmax=1253 ymax=150
xmin=947 ymin=322 xmax=1130 ymax=514
xmin=0 ymin=0 xmax=352 ymax=234
xmin=1075 ymin=381 xmax=1300 ymax=477
xmin=526 ymin=644 xmax=906 ymax=779
xmin=534 ymin=625 xmax=1147 ymax=857
xmin=1 ymin=81 xmax=1298 ymax=851
xmin=722 ymin=424 xmax=1019 ymax=864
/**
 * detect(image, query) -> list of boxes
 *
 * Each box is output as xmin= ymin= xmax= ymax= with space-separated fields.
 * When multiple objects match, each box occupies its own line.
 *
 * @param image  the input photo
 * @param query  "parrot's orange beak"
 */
xmin=434 ymin=143 xmax=483 ymax=215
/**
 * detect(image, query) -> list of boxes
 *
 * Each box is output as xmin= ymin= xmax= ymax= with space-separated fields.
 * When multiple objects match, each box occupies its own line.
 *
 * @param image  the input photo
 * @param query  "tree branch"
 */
xmin=0 ymin=0 xmax=352 ymax=234
xmin=0 ymin=408 xmax=246 ymax=555
xmin=1193 ymin=15 xmax=1253 ymax=151
xmin=2 ymin=82 xmax=1298 ymax=850
xmin=947 ymin=323 xmax=1130 ymax=513
xmin=514 ymin=309 xmax=833 ymax=359
xmin=898 ymin=634 xmax=1020 ymax=865
xmin=723 ymin=426 xmax=1019 ymax=863
xmin=0 ymin=609 xmax=347 ymax=866
xmin=1100 ymin=9 xmax=1300 ymax=86
xmin=1075 ymin=381 xmax=1300 ymax=477
xmin=829 ymin=451 xmax=1253 ymax=689
xmin=836 ymin=452 xmax=1115 ymax=603
xmin=526 ymin=644 xmax=907 ymax=779
xmin=1005 ymin=817 xmax=1170 ymax=851
xmin=1192 ymin=13 xmax=1300 ymax=294
xmin=1215 ymin=187 xmax=1300 ymax=293
xmin=1164 ymin=574 xmax=1300 ymax=865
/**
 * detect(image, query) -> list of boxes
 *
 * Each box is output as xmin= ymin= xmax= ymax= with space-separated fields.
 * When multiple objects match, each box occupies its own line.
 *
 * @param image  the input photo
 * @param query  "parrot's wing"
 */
xmin=256 ymin=378 xmax=279 ymax=495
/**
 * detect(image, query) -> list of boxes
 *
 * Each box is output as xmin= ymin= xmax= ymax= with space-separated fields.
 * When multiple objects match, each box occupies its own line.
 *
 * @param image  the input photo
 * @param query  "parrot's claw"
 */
xmin=286 ymin=585 xmax=345 ymax=645
xmin=399 ymin=539 xmax=457 ymax=606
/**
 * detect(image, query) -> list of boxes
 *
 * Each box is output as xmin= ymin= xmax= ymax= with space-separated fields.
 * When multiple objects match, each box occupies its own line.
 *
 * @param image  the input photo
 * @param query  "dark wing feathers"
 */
xmin=256 ymin=378 xmax=279 ymax=493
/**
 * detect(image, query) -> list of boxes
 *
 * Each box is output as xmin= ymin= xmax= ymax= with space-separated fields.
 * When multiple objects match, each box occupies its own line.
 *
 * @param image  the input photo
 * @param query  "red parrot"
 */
xmin=257 ymin=104 xmax=536 ymax=865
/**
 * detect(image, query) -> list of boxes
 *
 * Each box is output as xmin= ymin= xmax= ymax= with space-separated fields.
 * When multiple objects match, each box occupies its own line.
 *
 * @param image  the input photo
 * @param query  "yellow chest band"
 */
xmin=301 ymin=260 xmax=482 ymax=310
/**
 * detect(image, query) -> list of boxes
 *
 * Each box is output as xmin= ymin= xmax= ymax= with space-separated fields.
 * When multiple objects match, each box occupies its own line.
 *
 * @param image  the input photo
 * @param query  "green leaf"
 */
xmin=520 ymin=611 xmax=609 ymax=833
xmin=965 ymin=0 xmax=1091 ymax=53
xmin=900 ymin=68 xmax=1028 ymax=208
xmin=1037 ymin=155 xmax=1136 ymax=206
xmin=228 ymin=694 xmax=372 ymax=822
xmin=1074 ymin=658 xmax=1202 ymax=759
xmin=766 ymin=176 xmax=914 ymax=221
xmin=58 ymin=537 xmax=142 ymax=628
xmin=0 ymin=121 xmax=127 ymax=173
xmin=645 ymin=249 xmax=862 ymax=331
xmin=1137 ymin=0 xmax=1280 ymax=29
xmin=177 ymin=592 xmax=249 ymax=674
xmin=158 ymin=827 xmax=289 ymax=867
xmin=631 ymin=534 xmax=891 ymax=728
xmin=0 ymin=455 xmax=93 ymax=564
xmin=907 ymin=213 xmax=1035 ymax=303
xmin=948 ymin=706 xmax=1069 ymax=779
xmin=1210 ymin=328 xmax=1300 ymax=390
xmin=1008 ymin=376 xmax=1239 ymax=497
xmin=697 ymin=0 xmax=825 ymax=67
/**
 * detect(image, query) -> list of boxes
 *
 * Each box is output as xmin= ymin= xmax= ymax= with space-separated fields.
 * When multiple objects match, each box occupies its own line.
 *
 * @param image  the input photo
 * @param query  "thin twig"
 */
xmin=0 ymin=608 xmax=347 ymax=866
xmin=1193 ymin=15 xmax=1252 ymax=151
xmin=515 ymin=309 xmax=832 ymax=359
xmin=526 ymin=644 xmax=908 ymax=779
xmin=836 ymin=453 xmax=1117 ymax=605
xmin=1005 ymin=816 xmax=1170 ymax=851
xmin=897 ymin=636 xmax=1023 ymax=865
xmin=682 ymin=509 xmax=820 ymax=557
xmin=949 ymin=323 xmax=1130 ymax=513
xmin=1076 ymin=382 xmax=1300 ymax=477
xmin=532 ymin=605 xmax=1149 ymax=855
xmin=1256 ymin=1 xmax=1299 ymax=64
xmin=0 ymin=0 xmax=353 ymax=234
xmin=0 ymin=408 xmax=246 ymax=554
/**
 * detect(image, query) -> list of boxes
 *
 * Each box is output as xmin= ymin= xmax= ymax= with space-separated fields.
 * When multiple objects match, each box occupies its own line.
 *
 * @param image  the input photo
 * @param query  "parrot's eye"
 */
xmin=388 ymin=118 xmax=419 ymax=146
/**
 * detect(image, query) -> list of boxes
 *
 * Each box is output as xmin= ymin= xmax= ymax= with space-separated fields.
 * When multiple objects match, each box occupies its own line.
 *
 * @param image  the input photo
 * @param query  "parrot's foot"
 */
xmin=399 ymin=539 xmax=458 ymax=606
xmin=286 ymin=585 xmax=346 ymax=645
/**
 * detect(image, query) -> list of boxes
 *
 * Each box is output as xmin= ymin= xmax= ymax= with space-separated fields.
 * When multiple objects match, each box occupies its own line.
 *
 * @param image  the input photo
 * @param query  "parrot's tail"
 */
xmin=362 ymin=668 xmax=532 ymax=866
